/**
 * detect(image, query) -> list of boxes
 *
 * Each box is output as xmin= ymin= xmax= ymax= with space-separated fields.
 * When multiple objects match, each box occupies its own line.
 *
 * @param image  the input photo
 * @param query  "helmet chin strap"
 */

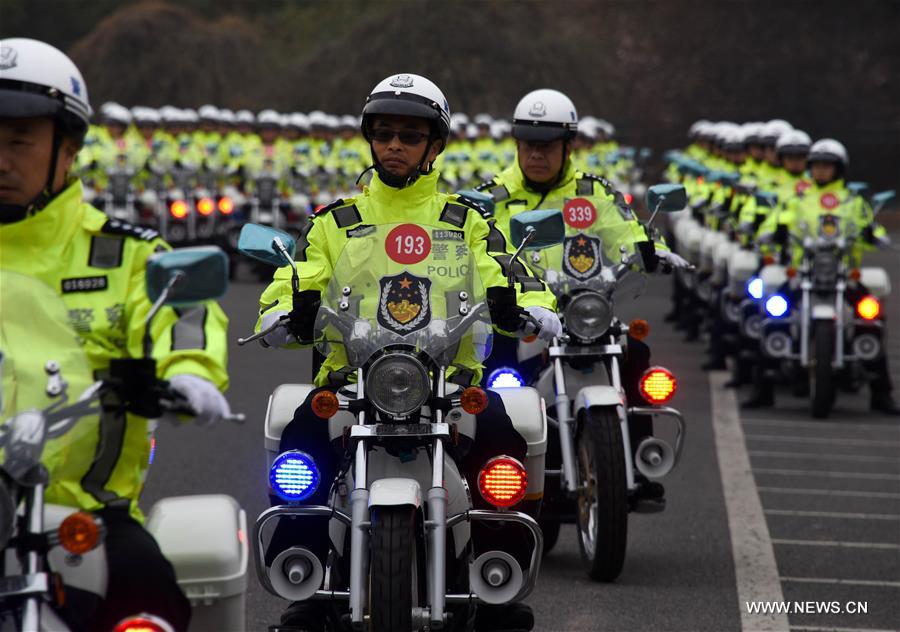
xmin=0 ymin=122 xmax=63 ymax=225
xmin=367 ymin=138 xmax=437 ymax=189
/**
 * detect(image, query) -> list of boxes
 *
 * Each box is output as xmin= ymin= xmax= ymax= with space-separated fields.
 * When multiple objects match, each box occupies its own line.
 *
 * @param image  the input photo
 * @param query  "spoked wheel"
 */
xmin=368 ymin=506 xmax=420 ymax=631
xmin=811 ymin=319 xmax=836 ymax=419
xmin=575 ymin=407 xmax=628 ymax=582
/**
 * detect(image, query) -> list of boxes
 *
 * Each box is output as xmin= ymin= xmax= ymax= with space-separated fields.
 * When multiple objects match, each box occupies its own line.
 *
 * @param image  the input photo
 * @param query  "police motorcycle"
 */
xmin=0 ymin=250 xmax=247 ymax=632
xmin=236 ymin=217 xmax=561 ymax=631
xmin=493 ymin=185 xmax=687 ymax=582
xmin=85 ymin=153 xmax=140 ymax=226
xmin=756 ymin=190 xmax=896 ymax=418
xmin=159 ymin=161 xmax=201 ymax=246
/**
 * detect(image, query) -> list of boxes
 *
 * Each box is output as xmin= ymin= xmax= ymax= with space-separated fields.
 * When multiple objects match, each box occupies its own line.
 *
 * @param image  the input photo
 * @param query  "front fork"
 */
xmin=799 ymin=279 xmax=845 ymax=369
xmin=346 ymin=370 xmax=450 ymax=629
xmin=552 ymin=341 xmax=635 ymax=495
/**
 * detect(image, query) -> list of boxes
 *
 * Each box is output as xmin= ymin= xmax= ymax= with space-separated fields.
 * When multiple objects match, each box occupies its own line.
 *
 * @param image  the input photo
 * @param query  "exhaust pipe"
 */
xmin=269 ymin=546 xmax=324 ymax=601
xmin=635 ymin=437 xmax=676 ymax=479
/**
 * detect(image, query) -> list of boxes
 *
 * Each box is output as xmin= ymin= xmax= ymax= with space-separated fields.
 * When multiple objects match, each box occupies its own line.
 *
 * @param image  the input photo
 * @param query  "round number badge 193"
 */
xmin=385 ymin=224 xmax=432 ymax=265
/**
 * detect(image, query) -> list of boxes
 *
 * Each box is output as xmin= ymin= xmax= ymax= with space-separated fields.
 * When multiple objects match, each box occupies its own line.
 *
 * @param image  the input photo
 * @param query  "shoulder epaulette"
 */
xmin=314 ymin=198 xmax=362 ymax=228
xmin=577 ymin=173 xmax=635 ymax=220
xmin=453 ymin=194 xmax=491 ymax=219
xmin=100 ymin=218 xmax=159 ymax=242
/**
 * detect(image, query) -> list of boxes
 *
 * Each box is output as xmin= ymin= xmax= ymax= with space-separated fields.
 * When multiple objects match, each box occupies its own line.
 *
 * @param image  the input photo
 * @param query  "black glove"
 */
xmin=288 ymin=289 xmax=321 ymax=343
xmin=637 ymin=241 xmax=659 ymax=273
xmin=487 ymin=286 xmax=525 ymax=332
xmin=862 ymin=225 xmax=876 ymax=244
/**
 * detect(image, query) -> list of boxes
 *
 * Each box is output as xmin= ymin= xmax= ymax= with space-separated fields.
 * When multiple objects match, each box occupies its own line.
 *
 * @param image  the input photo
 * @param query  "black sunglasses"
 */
xmin=370 ymin=128 xmax=430 ymax=145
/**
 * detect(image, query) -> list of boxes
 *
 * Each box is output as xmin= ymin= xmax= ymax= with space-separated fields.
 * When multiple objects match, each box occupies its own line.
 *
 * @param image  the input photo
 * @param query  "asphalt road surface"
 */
xmin=142 ymin=242 xmax=900 ymax=632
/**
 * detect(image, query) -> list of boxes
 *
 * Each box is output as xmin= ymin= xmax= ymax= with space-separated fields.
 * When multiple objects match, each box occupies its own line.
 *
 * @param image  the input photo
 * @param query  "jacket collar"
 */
xmin=0 ymin=179 xmax=86 ymax=258
xmin=505 ymin=159 xmax=577 ymax=196
xmin=365 ymin=169 xmax=440 ymax=214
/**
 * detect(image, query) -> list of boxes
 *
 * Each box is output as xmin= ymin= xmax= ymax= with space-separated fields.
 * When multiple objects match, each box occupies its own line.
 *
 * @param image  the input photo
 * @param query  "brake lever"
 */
xmin=237 ymin=314 xmax=291 ymax=346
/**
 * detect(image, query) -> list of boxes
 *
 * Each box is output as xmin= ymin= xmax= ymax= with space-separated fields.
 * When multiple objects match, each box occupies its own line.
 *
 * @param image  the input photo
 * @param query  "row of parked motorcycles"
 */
xmin=665 ymin=158 xmax=896 ymax=418
xmin=2 ymin=183 xmax=689 ymax=631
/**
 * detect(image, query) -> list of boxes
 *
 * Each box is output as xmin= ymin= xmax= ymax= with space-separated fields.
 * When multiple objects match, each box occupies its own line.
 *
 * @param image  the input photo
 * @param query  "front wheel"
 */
xmin=811 ymin=319 xmax=836 ymax=419
xmin=575 ymin=407 xmax=628 ymax=582
xmin=369 ymin=506 xmax=419 ymax=631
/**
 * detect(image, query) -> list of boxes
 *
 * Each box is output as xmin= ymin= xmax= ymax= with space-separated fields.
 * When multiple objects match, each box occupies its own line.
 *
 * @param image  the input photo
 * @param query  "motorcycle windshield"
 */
xmin=314 ymin=223 xmax=492 ymax=369
xmin=525 ymin=221 xmax=647 ymax=304
xmin=0 ymin=272 xmax=96 ymax=478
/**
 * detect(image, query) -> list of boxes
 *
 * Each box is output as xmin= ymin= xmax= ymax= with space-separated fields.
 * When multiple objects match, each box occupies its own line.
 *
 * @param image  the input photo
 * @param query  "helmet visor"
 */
xmin=512 ymin=121 xmax=570 ymax=142
xmin=0 ymin=88 xmax=62 ymax=120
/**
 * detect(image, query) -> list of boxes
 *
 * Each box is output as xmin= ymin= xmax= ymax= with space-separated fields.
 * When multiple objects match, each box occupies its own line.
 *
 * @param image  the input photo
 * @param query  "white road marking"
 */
xmin=741 ymin=417 xmax=900 ymax=433
xmin=753 ymin=468 xmax=900 ymax=481
xmin=790 ymin=626 xmax=900 ymax=632
xmin=758 ymin=486 xmax=900 ymax=499
xmin=749 ymin=450 xmax=900 ymax=464
xmin=765 ymin=509 xmax=900 ymax=521
xmin=772 ymin=538 xmax=900 ymax=550
xmin=781 ymin=576 xmax=900 ymax=588
xmin=709 ymin=371 xmax=788 ymax=632
xmin=745 ymin=434 xmax=900 ymax=448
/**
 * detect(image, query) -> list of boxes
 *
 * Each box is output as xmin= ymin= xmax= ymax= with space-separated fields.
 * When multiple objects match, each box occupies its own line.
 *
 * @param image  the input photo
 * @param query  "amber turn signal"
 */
xmin=460 ymin=387 xmax=489 ymax=415
xmin=58 ymin=511 xmax=101 ymax=555
xmin=628 ymin=319 xmax=650 ymax=340
xmin=311 ymin=391 xmax=339 ymax=419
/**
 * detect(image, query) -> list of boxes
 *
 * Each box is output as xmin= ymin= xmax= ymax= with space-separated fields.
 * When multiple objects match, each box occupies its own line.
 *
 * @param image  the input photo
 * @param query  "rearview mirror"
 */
xmin=847 ymin=181 xmax=870 ymax=197
xmin=456 ymin=189 xmax=495 ymax=215
xmin=708 ymin=171 xmax=740 ymax=187
xmin=238 ymin=223 xmax=296 ymax=267
xmin=146 ymin=246 xmax=229 ymax=307
xmin=872 ymin=190 xmax=896 ymax=209
xmin=646 ymin=184 xmax=687 ymax=213
xmin=755 ymin=192 xmax=778 ymax=208
xmin=510 ymin=210 xmax=565 ymax=250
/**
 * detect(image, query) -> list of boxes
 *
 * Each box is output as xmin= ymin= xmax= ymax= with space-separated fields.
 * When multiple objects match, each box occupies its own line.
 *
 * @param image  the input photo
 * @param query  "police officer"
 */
xmin=746 ymin=139 xmax=898 ymax=413
xmin=0 ymin=38 xmax=232 ymax=630
xmin=256 ymin=73 xmax=559 ymax=632
xmin=476 ymin=89 xmax=689 ymax=505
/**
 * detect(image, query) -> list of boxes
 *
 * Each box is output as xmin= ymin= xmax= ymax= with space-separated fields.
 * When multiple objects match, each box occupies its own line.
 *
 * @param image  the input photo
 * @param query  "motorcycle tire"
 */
xmin=538 ymin=518 xmax=561 ymax=555
xmin=575 ymin=407 xmax=628 ymax=582
xmin=811 ymin=319 xmax=836 ymax=419
xmin=369 ymin=505 xmax=419 ymax=631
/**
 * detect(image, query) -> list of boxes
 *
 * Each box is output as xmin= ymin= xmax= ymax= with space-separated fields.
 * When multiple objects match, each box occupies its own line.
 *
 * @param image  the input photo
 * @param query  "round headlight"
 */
xmin=365 ymin=353 xmax=431 ymax=417
xmin=564 ymin=292 xmax=612 ymax=342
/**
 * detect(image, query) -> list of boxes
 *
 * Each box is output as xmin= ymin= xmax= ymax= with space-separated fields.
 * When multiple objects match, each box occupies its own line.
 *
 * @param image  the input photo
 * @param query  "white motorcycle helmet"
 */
xmin=742 ymin=122 xmax=765 ymax=145
xmin=511 ymin=88 xmax=578 ymax=142
xmin=308 ymin=110 xmax=329 ymax=130
xmin=360 ymin=73 xmax=451 ymax=148
xmin=198 ymin=104 xmax=220 ymax=122
xmin=808 ymin=138 xmax=849 ymax=167
xmin=182 ymin=108 xmax=199 ymax=125
xmin=361 ymin=73 xmax=452 ymax=187
xmin=103 ymin=103 xmax=132 ymax=126
xmin=689 ymin=119 xmax=712 ymax=139
xmin=132 ymin=106 xmax=161 ymax=127
xmin=0 ymin=38 xmax=94 ymax=220
xmin=288 ymin=112 xmax=310 ymax=132
xmin=775 ymin=130 xmax=812 ymax=156
xmin=235 ymin=109 xmax=255 ymax=125
xmin=256 ymin=109 xmax=283 ymax=128
xmin=219 ymin=108 xmax=236 ymax=126
xmin=474 ymin=113 xmax=493 ymax=128
xmin=760 ymin=119 xmax=793 ymax=145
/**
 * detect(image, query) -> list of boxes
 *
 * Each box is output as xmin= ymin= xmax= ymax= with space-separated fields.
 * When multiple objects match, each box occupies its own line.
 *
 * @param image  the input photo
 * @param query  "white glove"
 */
xmin=260 ymin=310 xmax=294 ymax=348
xmin=168 ymin=374 xmax=231 ymax=426
xmin=875 ymin=234 xmax=891 ymax=249
xmin=524 ymin=306 xmax=562 ymax=342
xmin=656 ymin=249 xmax=692 ymax=270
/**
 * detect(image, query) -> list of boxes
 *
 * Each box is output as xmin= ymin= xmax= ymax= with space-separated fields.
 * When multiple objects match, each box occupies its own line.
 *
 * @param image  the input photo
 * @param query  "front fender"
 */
xmin=368 ymin=478 xmax=422 ymax=509
xmin=573 ymin=385 xmax=624 ymax=419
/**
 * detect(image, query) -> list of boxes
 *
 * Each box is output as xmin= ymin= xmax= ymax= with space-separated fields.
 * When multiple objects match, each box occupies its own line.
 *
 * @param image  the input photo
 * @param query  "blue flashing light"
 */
xmin=488 ymin=367 xmax=524 ymax=389
xmin=765 ymin=294 xmax=789 ymax=318
xmin=270 ymin=450 xmax=320 ymax=502
xmin=747 ymin=277 xmax=764 ymax=300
